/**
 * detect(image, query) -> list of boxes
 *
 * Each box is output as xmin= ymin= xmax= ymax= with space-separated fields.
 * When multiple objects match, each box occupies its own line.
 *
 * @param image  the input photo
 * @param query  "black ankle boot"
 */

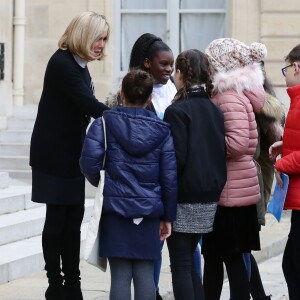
xmin=253 ymin=296 xmax=272 ymax=300
xmin=62 ymin=231 xmax=83 ymax=300
xmin=42 ymin=231 xmax=64 ymax=300
xmin=45 ymin=284 xmax=65 ymax=300
xmin=63 ymin=284 xmax=83 ymax=300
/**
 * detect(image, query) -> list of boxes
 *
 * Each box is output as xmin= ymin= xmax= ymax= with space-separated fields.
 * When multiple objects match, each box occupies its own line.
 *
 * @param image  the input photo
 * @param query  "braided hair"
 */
xmin=129 ymin=33 xmax=171 ymax=71
xmin=173 ymin=49 xmax=214 ymax=101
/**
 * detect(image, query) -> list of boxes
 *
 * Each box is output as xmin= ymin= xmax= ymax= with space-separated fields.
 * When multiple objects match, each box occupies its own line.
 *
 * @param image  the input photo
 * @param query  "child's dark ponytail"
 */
xmin=129 ymin=33 xmax=171 ymax=71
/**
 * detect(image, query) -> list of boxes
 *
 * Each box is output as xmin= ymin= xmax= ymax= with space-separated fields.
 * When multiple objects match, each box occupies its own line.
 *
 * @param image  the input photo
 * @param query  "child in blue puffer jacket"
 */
xmin=80 ymin=69 xmax=178 ymax=300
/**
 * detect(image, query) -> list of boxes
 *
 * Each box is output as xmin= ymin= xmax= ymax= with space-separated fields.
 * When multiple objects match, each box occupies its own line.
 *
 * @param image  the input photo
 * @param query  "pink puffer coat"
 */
xmin=212 ymin=64 xmax=266 ymax=207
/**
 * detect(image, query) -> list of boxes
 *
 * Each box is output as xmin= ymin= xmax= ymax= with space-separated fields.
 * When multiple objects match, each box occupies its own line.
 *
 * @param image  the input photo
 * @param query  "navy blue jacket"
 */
xmin=80 ymin=108 xmax=177 ymax=222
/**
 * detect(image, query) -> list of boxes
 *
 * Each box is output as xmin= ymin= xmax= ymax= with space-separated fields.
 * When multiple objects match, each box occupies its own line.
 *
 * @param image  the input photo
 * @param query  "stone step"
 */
xmin=12 ymin=105 xmax=38 ymax=119
xmin=2 ymin=169 xmax=32 ymax=180
xmin=7 ymin=117 xmax=35 ymax=130
xmin=0 ymin=185 xmax=33 ymax=215
xmin=0 ymin=222 xmax=89 ymax=284
xmin=0 ymin=105 xmax=36 ymax=184
xmin=0 ymin=175 xmax=97 ymax=201
xmin=0 ymin=199 xmax=94 ymax=246
xmin=0 ymin=156 xmax=29 ymax=170
xmin=0 ymin=172 xmax=10 ymax=189
xmin=0 ymin=143 xmax=30 ymax=156
xmin=0 ymin=130 xmax=32 ymax=144
xmin=0 ymin=206 xmax=46 ymax=246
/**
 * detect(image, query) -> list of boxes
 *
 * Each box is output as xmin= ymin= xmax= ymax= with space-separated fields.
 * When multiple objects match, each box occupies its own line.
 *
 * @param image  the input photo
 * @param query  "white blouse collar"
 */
xmin=73 ymin=54 xmax=88 ymax=68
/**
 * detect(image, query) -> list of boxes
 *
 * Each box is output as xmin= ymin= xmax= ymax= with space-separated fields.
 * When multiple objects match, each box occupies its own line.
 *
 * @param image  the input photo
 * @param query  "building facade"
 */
xmin=0 ymin=0 xmax=298 ymax=129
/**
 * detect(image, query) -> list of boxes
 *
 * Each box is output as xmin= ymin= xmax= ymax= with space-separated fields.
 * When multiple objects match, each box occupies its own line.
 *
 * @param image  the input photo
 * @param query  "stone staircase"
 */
xmin=0 ymin=106 xmax=96 ymax=284
xmin=0 ymin=105 xmax=36 ymax=180
xmin=0 ymin=105 xmax=97 ymax=196
xmin=0 ymin=171 xmax=94 ymax=284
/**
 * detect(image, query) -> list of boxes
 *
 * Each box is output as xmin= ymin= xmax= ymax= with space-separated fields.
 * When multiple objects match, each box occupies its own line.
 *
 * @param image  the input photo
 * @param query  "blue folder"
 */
xmin=267 ymin=173 xmax=289 ymax=222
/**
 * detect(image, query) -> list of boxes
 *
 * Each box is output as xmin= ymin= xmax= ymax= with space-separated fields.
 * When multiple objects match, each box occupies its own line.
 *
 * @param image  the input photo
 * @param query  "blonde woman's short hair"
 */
xmin=58 ymin=11 xmax=110 ymax=61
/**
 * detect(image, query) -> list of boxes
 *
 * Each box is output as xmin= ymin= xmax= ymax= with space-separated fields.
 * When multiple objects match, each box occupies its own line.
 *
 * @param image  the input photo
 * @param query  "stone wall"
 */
xmin=1 ymin=0 xmax=299 ymax=110
xmin=0 ymin=1 xmax=13 ymax=127
xmin=24 ymin=0 xmax=114 ymax=104
xmin=230 ymin=0 xmax=300 ymax=109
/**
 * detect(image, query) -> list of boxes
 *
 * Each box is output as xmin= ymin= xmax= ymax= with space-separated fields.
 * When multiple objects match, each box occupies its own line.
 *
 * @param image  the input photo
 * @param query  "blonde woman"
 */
xmin=29 ymin=12 xmax=110 ymax=300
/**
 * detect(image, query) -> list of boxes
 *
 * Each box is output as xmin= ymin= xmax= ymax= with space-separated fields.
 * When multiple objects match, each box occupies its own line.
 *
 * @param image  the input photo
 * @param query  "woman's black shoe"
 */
xmin=45 ymin=284 xmax=64 ymax=300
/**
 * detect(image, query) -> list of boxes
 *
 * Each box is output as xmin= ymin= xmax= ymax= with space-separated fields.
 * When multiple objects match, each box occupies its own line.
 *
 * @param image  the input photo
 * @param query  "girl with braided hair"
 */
xmin=163 ymin=49 xmax=227 ymax=300
xmin=129 ymin=33 xmax=177 ymax=299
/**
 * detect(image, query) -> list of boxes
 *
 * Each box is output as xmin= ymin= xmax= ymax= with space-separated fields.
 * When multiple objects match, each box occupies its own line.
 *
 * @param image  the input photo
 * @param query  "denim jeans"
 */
xmin=193 ymin=242 xmax=202 ymax=281
xmin=230 ymin=253 xmax=267 ymax=300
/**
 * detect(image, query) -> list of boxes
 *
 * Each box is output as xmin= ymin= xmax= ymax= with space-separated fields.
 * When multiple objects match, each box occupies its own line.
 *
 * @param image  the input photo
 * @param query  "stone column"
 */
xmin=13 ymin=0 xmax=26 ymax=106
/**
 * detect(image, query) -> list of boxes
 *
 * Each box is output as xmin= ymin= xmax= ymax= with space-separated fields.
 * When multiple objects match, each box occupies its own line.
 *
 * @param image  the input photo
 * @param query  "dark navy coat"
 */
xmin=80 ymin=107 xmax=178 ymax=259
xmin=30 ymin=49 xmax=108 ymax=205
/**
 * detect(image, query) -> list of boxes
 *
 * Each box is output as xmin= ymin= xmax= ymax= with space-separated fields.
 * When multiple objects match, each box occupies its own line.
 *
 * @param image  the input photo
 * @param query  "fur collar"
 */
xmin=260 ymin=93 xmax=285 ymax=121
xmin=212 ymin=63 xmax=264 ymax=94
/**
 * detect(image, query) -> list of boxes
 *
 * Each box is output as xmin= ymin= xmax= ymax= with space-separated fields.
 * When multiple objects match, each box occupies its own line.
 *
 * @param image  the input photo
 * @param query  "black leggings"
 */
xmin=249 ymin=253 xmax=267 ymax=298
xmin=42 ymin=204 xmax=85 ymax=284
xmin=203 ymin=251 xmax=250 ymax=300
xmin=43 ymin=204 xmax=85 ymax=235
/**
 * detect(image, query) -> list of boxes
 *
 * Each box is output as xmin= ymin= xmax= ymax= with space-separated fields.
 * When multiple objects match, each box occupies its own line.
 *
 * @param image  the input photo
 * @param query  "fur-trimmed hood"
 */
xmin=212 ymin=63 xmax=264 ymax=94
xmin=213 ymin=63 xmax=265 ymax=113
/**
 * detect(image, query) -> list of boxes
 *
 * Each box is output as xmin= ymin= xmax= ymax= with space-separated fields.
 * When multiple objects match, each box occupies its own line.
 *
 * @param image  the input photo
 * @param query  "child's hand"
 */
xmin=269 ymin=141 xmax=283 ymax=162
xmin=159 ymin=221 xmax=172 ymax=241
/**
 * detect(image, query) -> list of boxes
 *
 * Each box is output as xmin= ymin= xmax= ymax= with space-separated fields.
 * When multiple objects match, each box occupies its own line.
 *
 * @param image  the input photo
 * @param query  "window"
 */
xmin=114 ymin=0 xmax=227 ymax=82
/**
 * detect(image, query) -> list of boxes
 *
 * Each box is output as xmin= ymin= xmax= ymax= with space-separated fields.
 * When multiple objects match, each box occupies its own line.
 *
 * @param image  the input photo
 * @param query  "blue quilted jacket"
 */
xmin=80 ymin=107 xmax=177 ymax=221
